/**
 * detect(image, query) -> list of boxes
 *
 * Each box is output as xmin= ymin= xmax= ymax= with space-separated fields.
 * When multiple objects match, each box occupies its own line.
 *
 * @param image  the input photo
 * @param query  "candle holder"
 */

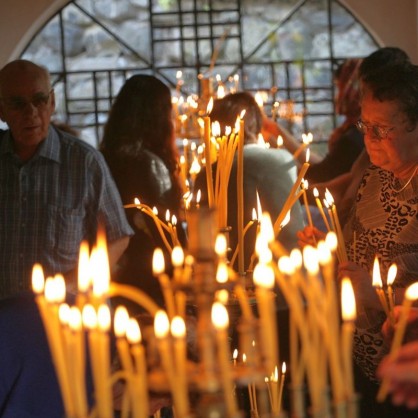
xmin=32 ymin=207 xmax=361 ymax=418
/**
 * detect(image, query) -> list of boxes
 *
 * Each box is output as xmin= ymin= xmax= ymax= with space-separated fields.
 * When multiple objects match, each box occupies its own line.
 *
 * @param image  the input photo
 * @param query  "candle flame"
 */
xmin=325 ymin=231 xmax=338 ymax=252
xmin=154 ymin=310 xmax=170 ymax=338
xmin=341 ymin=277 xmax=356 ymax=321
xmin=69 ymin=306 xmax=82 ymax=332
xmin=252 ymin=208 xmax=258 ymax=221
xmin=372 ymin=256 xmax=383 ymax=288
xmin=255 ymin=92 xmax=264 ymax=108
xmin=215 ymin=289 xmax=229 ymax=304
xmin=290 ymin=248 xmax=303 ymax=269
xmin=303 ymin=246 xmax=319 ymax=275
xmin=171 ymin=316 xmax=186 ymax=338
xmin=97 ymin=304 xmax=111 ymax=332
xmin=306 ymin=148 xmax=310 ymax=163
xmin=313 ymin=187 xmax=320 ymax=198
xmin=278 ymin=256 xmax=295 ymax=275
xmin=114 ymin=306 xmax=129 ymax=338
xmin=212 ymin=121 xmax=221 ymax=137
xmin=325 ymin=188 xmax=334 ymax=206
xmin=253 ymin=263 xmax=275 ymax=289
xmin=78 ymin=240 xmax=90 ymax=293
xmin=405 ymin=282 xmax=418 ymax=301
xmin=206 ymin=97 xmax=213 ymax=114
xmin=127 ymin=318 xmax=141 ymax=344
xmin=302 ymin=132 xmax=313 ymax=145
xmin=260 ymin=212 xmax=275 ymax=243
xmin=152 ymin=248 xmax=165 ymax=275
xmin=211 ymin=302 xmax=229 ymax=330
xmin=277 ymin=135 xmax=283 ymax=147
xmin=280 ymin=210 xmax=291 ymax=229
xmin=215 ymin=234 xmax=228 ymax=256
xmin=282 ymin=362 xmax=287 ymax=374
xmin=387 ymin=263 xmax=397 ymax=287
xmin=271 ymin=366 xmax=279 ymax=382
xmin=59 ymin=303 xmax=71 ymax=325
xmin=256 ymin=191 xmax=263 ymax=220
xmin=171 ymin=246 xmax=184 ymax=267
xmin=32 ymin=263 xmax=45 ymax=294
xmin=45 ymin=274 xmax=65 ymax=304
xmin=233 ymin=348 xmax=238 ymax=360
xmin=92 ymin=227 xmax=110 ymax=297
xmin=317 ymin=240 xmax=332 ymax=265
xmin=216 ymin=261 xmax=229 ymax=284
xmin=82 ymin=304 xmax=97 ymax=329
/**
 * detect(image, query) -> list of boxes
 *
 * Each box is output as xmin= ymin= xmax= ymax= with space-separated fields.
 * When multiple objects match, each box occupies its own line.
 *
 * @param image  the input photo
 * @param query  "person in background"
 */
xmin=308 ymin=47 xmax=411 ymax=227
xmin=100 ymin=74 xmax=184 ymax=312
xmin=0 ymin=60 xmax=133 ymax=299
xmin=196 ymin=91 xmax=305 ymax=271
xmin=263 ymin=58 xmax=364 ymax=184
xmin=298 ymin=61 xmax=418 ymax=418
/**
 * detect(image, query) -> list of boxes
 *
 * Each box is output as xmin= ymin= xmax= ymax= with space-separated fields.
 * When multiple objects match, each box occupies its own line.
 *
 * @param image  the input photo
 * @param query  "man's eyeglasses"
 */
xmin=356 ymin=119 xmax=395 ymax=140
xmin=0 ymin=89 xmax=53 ymax=112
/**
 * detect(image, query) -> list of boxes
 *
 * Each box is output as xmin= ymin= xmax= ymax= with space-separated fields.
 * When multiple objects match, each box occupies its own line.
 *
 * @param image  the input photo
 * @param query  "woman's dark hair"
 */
xmin=100 ymin=74 xmax=178 ymax=175
xmin=359 ymin=47 xmax=410 ymax=80
xmin=209 ymin=92 xmax=263 ymax=144
xmin=363 ymin=63 xmax=418 ymax=127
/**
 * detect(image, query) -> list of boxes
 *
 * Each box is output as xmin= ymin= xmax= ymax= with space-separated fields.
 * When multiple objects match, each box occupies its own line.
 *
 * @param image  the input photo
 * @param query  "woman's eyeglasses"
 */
xmin=0 ymin=89 xmax=53 ymax=112
xmin=356 ymin=119 xmax=395 ymax=140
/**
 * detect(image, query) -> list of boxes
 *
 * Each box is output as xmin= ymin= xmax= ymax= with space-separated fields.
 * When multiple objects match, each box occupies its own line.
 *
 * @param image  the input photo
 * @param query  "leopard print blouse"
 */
xmin=344 ymin=164 xmax=418 ymax=382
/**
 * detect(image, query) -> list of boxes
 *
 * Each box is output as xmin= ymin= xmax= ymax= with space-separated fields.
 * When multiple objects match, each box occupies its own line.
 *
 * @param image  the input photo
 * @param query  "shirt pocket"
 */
xmin=46 ymin=205 xmax=85 ymax=260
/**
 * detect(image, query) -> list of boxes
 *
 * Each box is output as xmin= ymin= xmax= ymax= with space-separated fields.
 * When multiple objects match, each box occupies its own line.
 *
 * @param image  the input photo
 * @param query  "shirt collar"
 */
xmin=0 ymin=125 xmax=61 ymax=163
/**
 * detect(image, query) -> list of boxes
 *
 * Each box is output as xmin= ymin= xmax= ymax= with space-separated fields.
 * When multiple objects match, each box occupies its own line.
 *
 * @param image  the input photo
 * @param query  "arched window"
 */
xmin=21 ymin=0 xmax=378 ymax=147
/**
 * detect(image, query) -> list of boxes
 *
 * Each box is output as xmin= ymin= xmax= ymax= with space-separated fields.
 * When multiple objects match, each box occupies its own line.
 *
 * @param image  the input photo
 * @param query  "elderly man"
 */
xmin=0 ymin=60 xmax=133 ymax=298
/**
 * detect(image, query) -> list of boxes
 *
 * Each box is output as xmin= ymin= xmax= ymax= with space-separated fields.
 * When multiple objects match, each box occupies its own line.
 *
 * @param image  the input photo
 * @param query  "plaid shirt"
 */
xmin=0 ymin=126 xmax=133 ymax=298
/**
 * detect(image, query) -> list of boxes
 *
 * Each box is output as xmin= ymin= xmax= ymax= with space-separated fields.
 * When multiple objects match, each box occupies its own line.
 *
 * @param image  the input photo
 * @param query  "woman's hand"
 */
xmin=297 ymin=226 xmax=326 ymax=248
xmin=338 ymin=261 xmax=381 ymax=310
xmin=382 ymin=306 xmax=418 ymax=344
xmin=377 ymin=341 xmax=418 ymax=409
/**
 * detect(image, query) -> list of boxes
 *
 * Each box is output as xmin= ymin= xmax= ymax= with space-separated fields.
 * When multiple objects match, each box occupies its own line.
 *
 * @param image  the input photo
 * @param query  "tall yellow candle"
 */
xmin=127 ymin=318 xmax=149 ymax=418
xmin=204 ymin=100 xmax=215 ymax=208
xmin=114 ymin=306 xmax=134 ymax=417
xmin=341 ymin=277 xmax=356 ymax=399
xmin=237 ymin=116 xmax=245 ymax=274
xmin=153 ymin=248 xmax=176 ymax=320
xmin=211 ymin=302 xmax=238 ymax=417
xmin=253 ymin=262 xmax=279 ymax=375
xmin=171 ymin=316 xmax=190 ymax=416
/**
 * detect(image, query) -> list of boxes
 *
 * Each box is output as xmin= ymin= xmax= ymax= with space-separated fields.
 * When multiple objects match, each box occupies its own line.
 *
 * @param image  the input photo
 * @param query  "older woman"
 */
xmin=298 ymin=62 xmax=418 ymax=417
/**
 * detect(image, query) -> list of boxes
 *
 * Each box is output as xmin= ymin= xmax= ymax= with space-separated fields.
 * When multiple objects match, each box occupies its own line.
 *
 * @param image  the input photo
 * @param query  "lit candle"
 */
xmin=211 ymin=302 xmax=238 ymax=417
xmin=273 ymin=151 xmax=310 ymax=235
xmin=253 ymin=262 xmax=279 ymax=375
xmin=313 ymin=187 xmax=331 ymax=231
xmin=341 ymin=277 xmax=356 ymax=399
xmin=77 ymin=240 xmax=91 ymax=308
xmin=171 ymin=316 xmax=190 ymax=416
xmin=127 ymin=318 xmax=149 ymax=418
xmin=377 ymin=282 xmax=418 ymax=402
xmin=278 ymin=362 xmax=286 ymax=412
xmin=301 ymin=178 xmax=314 ymax=229
xmin=204 ymin=99 xmax=215 ymax=207
xmin=97 ymin=304 xmax=113 ymax=418
xmin=387 ymin=263 xmax=397 ymax=323
xmin=42 ymin=274 xmax=74 ymax=417
xmin=372 ymin=256 xmax=391 ymax=319
xmin=152 ymin=248 xmax=176 ymax=319
xmin=237 ymin=113 xmax=245 ymax=275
